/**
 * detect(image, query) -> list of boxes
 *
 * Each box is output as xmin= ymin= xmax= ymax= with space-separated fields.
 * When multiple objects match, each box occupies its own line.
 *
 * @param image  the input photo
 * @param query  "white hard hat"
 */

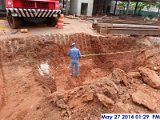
xmin=71 ymin=43 xmax=76 ymax=46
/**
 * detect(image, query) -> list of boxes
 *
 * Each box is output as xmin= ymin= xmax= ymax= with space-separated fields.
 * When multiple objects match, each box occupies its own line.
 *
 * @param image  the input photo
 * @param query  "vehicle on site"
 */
xmin=5 ymin=0 xmax=61 ymax=29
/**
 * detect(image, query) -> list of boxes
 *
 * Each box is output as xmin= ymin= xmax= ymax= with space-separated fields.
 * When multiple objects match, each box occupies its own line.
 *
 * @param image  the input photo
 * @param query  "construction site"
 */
xmin=1 ymin=0 xmax=160 ymax=120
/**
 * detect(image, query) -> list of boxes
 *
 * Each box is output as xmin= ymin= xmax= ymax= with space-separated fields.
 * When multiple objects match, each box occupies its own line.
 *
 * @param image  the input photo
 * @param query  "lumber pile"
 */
xmin=93 ymin=16 xmax=160 ymax=36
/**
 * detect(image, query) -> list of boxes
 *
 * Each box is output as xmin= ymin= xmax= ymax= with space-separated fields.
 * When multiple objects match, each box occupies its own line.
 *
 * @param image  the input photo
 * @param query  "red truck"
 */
xmin=5 ymin=0 xmax=61 ymax=29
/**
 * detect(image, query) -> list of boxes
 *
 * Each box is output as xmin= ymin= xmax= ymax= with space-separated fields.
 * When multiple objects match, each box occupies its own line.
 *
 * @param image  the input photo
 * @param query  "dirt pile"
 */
xmin=19 ymin=67 xmax=160 ymax=120
xmin=0 ymin=33 xmax=160 ymax=120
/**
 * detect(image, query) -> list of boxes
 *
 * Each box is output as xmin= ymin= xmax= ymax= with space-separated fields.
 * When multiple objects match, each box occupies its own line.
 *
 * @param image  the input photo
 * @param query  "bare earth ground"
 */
xmin=0 ymin=18 xmax=98 ymax=39
xmin=0 ymin=18 xmax=160 ymax=120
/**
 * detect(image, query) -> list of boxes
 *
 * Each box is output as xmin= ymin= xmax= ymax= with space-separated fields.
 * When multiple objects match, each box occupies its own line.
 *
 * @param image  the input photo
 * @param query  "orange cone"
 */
xmin=56 ymin=14 xmax=64 ymax=29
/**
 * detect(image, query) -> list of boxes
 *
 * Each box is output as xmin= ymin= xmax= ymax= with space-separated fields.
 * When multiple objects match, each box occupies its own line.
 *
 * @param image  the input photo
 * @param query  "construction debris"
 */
xmin=93 ymin=17 xmax=160 ymax=36
xmin=20 ymin=29 xmax=28 ymax=33
xmin=66 ymin=15 xmax=78 ymax=19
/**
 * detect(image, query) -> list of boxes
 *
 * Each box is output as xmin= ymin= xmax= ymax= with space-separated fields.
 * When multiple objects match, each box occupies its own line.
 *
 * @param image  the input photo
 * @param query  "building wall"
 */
xmin=70 ymin=0 xmax=94 ymax=16
xmin=70 ymin=0 xmax=78 ymax=15
xmin=93 ymin=0 xmax=112 ymax=15
xmin=0 ymin=0 xmax=5 ymax=9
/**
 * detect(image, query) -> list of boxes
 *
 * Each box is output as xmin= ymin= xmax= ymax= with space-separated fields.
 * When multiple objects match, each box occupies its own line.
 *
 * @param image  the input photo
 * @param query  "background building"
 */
xmin=70 ymin=0 xmax=112 ymax=16
xmin=0 ymin=0 xmax=6 ymax=16
xmin=92 ymin=0 xmax=112 ymax=15
xmin=0 ymin=0 xmax=5 ymax=10
xmin=70 ymin=0 xmax=94 ymax=16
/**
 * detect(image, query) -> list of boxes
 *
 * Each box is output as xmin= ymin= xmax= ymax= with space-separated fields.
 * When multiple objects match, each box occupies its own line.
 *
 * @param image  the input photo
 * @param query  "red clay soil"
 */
xmin=0 ymin=33 xmax=160 ymax=120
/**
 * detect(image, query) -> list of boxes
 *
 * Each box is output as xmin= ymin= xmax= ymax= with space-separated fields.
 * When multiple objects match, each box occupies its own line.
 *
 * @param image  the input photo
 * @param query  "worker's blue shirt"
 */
xmin=68 ymin=47 xmax=81 ymax=61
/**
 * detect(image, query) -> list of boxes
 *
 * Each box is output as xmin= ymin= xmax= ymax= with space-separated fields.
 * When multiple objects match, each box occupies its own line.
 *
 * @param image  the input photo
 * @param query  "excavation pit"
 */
xmin=1 ymin=33 xmax=148 ymax=91
xmin=0 ymin=33 xmax=160 ymax=119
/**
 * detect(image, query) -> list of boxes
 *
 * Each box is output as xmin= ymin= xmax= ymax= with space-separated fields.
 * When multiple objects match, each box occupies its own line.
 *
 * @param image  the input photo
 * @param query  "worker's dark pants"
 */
xmin=70 ymin=60 xmax=79 ymax=76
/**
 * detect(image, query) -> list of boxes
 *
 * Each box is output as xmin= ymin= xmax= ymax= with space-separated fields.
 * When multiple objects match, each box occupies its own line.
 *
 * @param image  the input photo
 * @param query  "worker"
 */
xmin=67 ymin=43 xmax=81 ymax=77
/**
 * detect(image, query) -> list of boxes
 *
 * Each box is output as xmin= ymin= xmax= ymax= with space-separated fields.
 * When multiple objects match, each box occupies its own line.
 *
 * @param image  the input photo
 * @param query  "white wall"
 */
xmin=70 ymin=0 xmax=94 ymax=16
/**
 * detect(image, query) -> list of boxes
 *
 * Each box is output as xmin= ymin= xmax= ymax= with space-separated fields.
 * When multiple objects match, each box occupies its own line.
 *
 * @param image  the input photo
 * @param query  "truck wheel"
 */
xmin=46 ymin=17 xmax=57 ymax=27
xmin=7 ymin=16 xmax=20 ymax=29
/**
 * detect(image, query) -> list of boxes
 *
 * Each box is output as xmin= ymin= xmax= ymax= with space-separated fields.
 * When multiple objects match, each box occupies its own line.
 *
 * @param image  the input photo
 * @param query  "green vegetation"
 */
xmin=117 ymin=1 xmax=160 ymax=17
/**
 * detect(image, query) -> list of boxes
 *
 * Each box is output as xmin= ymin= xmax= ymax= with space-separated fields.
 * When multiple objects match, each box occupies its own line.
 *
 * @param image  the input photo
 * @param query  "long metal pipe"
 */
xmin=81 ymin=49 xmax=145 ymax=57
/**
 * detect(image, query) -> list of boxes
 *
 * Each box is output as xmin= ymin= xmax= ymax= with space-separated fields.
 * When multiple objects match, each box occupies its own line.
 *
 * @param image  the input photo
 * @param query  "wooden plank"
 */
xmin=98 ymin=19 xmax=159 ymax=25
xmin=100 ymin=28 xmax=160 ymax=36
xmin=95 ymin=23 xmax=160 ymax=29
xmin=113 ymin=24 xmax=160 ymax=29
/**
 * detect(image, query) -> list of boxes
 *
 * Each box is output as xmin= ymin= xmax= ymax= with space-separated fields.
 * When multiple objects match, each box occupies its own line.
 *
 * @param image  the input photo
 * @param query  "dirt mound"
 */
xmin=0 ymin=33 xmax=160 ymax=120
xmin=10 ymin=67 xmax=160 ymax=120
